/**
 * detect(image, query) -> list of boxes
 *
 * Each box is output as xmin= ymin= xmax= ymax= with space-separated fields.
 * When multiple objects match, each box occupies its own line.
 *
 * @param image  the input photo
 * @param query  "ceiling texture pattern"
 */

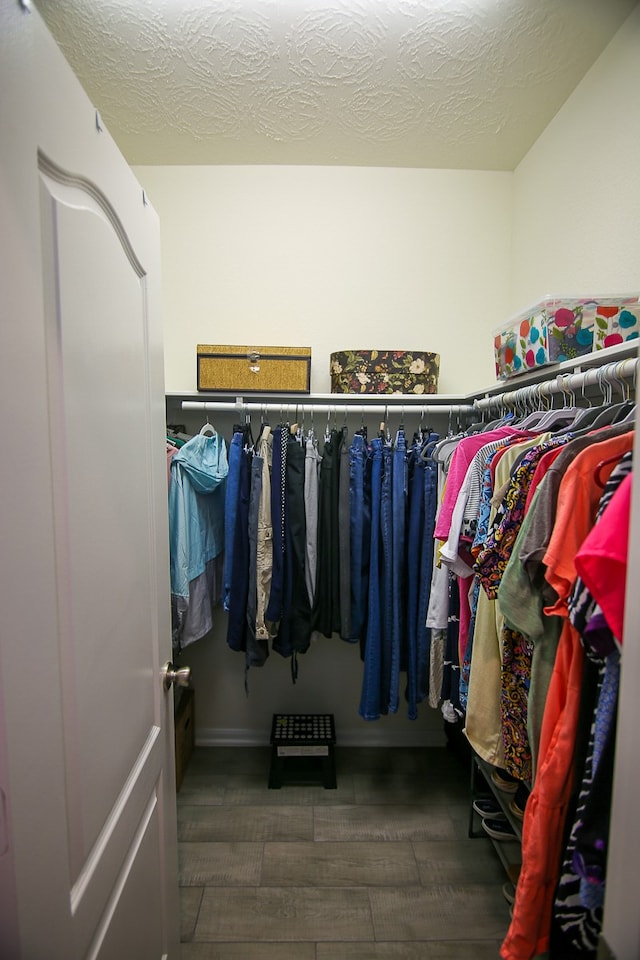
xmin=35 ymin=0 xmax=638 ymax=169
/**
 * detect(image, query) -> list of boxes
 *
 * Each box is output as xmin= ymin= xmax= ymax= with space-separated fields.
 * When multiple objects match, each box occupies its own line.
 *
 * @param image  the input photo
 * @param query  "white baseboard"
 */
xmin=195 ymin=725 xmax=447 ymax=749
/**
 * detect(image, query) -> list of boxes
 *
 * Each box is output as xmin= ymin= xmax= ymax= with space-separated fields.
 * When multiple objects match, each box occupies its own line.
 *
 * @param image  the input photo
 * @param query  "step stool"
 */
xmin=268 ymin=713 xmax=336 ymax=789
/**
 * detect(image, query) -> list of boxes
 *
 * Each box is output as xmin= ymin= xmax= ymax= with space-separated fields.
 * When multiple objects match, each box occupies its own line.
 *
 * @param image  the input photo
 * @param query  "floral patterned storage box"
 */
xmin=494 ymin=296 xmax=639 ymax=380
xmin=330 ymin=350 xmax=439 ymax=395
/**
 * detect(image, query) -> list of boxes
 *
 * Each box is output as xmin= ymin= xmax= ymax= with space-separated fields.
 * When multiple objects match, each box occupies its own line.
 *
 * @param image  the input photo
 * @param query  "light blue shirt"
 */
xmin=169 ymin=433 xmax=228 ymax=599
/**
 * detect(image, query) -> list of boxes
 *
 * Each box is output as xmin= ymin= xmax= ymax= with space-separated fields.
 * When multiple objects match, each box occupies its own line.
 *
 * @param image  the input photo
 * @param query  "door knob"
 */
xmin=162 ymin=661 xmax=191 ymax=691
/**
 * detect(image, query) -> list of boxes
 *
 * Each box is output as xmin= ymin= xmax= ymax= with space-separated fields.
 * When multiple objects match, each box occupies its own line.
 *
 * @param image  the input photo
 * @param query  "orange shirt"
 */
xmin=500 ymin=620 xmax=584 ymax=960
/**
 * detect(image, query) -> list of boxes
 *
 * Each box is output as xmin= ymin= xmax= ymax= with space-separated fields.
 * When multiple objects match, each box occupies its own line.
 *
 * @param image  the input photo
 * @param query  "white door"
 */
xmin=0 ymin=3 xmax=180 ymax=958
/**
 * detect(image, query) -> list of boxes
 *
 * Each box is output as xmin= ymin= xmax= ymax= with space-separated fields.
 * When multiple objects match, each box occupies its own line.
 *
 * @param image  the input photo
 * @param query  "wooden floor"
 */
xmin=178 ymin=744 xmax=509 ymax=958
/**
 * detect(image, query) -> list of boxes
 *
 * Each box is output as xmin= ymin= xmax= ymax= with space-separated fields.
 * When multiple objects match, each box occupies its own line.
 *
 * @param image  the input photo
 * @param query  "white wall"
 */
xmin=135 ymin=164 xmax=512 ymax=396
xmin=135 ymin=4 xmax=640 ymax=399
xmin=510 ymin=3 xmax=640 ymax=312
xmin=182 ymin=605 xmax=448 ymax=748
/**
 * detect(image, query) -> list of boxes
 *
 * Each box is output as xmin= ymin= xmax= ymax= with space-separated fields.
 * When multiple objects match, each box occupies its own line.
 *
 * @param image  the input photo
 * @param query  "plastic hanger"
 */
xmin=614 ymin=402 xmax=636 ymax=426
xmin=465 ymin=402 xmax=489 ymax=433
xmin=516 ymin=383 xmax=552 ymax=429
xmin=504 ymin=387 xmax=533 ymax=426
xmin=565 ymin=405 xmax=602 ymax=431
xmin=199 ymin=413 xmax=216 ymax=437
xmin=583 ymin=369 xmax=626 ymax=431
xmin=518 ymin=376 xmax=578 ymax=431
xmin=563 ymin=378 xmax=595 ymax=430
xmin=243 ymin=412 xmax=254 ymax=450
xmin=609 ymin=362 xmax=636 ymax=425
xmin=530 ymin=406 xmax=578 ymax=431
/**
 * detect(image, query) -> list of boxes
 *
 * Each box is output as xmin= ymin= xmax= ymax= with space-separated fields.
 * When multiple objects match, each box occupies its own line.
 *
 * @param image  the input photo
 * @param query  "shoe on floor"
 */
xmin=490 ymin=768 xmax=519 ymax=794
xmin=481 ymin=817 xmax=518 ymax=841
xmin=473 ymin=797 xmax=506 ymax=819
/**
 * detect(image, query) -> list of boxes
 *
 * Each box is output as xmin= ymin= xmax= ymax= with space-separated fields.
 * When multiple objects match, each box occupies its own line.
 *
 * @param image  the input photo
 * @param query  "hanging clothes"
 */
xmin=349 ymin=430 xmax=370 ymax=650
xmin=548 ymin=457 xmax=632 ymax=959
xmin=223 ymin=429 xmax=244 ymax=612
xmin=254 ymin=426 xmax=275 ymax=660
xmin=338 ymin=434 xmax=353 ymax=641
xmin=169 ymin=432 xmax=228 ymax=651
xmin=304 ymin=432 xmax=320 ymax=608
xmin=497 ymin=490 xmax=563 ymax=780
xmin=500 ymin=431 xmax=634 ymax=960
xmin=312 ymin=426 xmax=345 ymax=638
xmin=245 ymin=446 xmax=266 ymax=668
xmin=274 ymin=431 xmax=312 ymax=674
xmin=379 ymin=438 xmax=395 ymax=709
xmin=265 ymin=424 xmax=287 ymax=631
xmin=226 ymin=441 xmax=252 ymax=653
xmin=359 ymin=436 xmax=384 ymax=720
xmin=404 ymin=430 xmax=439 ymax=718
xmin=222 ymin=422 xmax=317 ymax=680
xmin=357 ymin=425 xmax=439 ymax=720
xmin=429 ymin=376 xmax=635 ymax=960
xmin=417 ymin=434 xmax=440 ymax=703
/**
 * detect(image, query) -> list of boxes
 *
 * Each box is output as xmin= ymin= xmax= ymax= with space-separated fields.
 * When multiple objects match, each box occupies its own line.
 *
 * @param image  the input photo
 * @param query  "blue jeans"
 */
xmin=459 ymin=577 xmax=479 ymax=712
xmin=380 ymin=441 xmax=394 ymax=714
xmin=223 ymin=431 xmax=243 ymax=612
xmin=387 ymin=430 xmax=407 ymax=713
xmin=226 ymin=446 xmax=251 ymax=652
xmin=404 ymin=445 xmax=425 ymax=720
xmin=349 ymin=433 xmax=370 ymax=642
xmin=359 ymin=438 xmax=383 ymax=720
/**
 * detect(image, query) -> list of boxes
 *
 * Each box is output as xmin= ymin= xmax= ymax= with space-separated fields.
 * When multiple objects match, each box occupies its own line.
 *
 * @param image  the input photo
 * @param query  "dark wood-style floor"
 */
xmin=178 ymin=744 xmax=509 ymax=958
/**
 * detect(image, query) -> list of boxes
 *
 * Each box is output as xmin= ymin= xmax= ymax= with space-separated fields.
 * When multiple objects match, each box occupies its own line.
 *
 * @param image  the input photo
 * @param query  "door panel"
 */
xmin=93 ymin=798 xmax=165 ymax=960
xmin=0 ymin=3 xmax=179 ymax=957
xmin=40 ymin=169 xmax=158 ymax=873
xmin=69 ymin=730 xmax=163 ymax=957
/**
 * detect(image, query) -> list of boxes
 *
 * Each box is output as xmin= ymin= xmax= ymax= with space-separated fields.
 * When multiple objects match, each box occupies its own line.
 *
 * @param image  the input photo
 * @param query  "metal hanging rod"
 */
xmin=181 ymin=399 xmax=475 ymax=416
xmin=473 ymin=356 xmax=638 ymax=414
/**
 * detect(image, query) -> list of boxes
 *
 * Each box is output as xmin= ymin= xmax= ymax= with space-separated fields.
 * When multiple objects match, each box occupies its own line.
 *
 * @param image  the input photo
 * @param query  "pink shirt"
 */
xmin=575 ymin=472 xmax=632 ymax=643
xmin=434 ymin=428 xmax=531 ymax=541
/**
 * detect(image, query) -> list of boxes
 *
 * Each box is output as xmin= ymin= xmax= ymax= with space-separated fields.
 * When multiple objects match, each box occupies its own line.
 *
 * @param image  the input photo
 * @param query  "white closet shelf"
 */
xmin=167 ymin=339 xmax=638 ymax=408
xmin=473 ymin=339 xmax=638 ymax=399
xmin=167 ymin=391 xmax=466 ymax=406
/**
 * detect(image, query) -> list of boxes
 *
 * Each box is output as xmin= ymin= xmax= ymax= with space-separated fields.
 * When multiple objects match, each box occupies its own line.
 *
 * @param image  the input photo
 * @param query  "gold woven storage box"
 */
xmin=197 ymin=345 xmax=311 ymax=393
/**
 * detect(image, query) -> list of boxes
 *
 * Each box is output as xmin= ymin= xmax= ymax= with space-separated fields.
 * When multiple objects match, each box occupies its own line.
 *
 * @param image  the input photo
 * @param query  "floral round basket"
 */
xmin=330 ymin=350 xmax=439 ymax=395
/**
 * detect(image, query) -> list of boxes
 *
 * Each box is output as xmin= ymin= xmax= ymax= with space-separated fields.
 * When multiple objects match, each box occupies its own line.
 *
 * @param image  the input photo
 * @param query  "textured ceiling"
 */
xmin=35 ymin=0 xmax=638 ymax=170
